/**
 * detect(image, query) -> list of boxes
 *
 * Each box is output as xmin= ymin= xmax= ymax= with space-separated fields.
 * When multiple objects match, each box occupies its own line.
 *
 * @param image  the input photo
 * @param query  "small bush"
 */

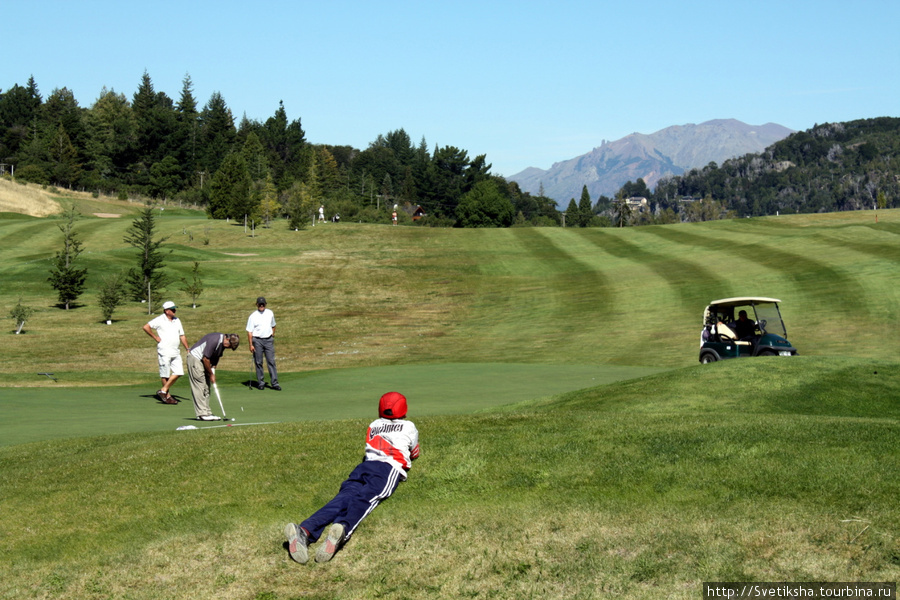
xmin=8 ymin=299 xmax=34 ymax=334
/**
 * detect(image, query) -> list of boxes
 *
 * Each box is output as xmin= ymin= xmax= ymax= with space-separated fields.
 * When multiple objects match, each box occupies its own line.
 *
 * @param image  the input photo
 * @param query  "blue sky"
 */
xmin=3 ymin=1 xmax=898 ymax=177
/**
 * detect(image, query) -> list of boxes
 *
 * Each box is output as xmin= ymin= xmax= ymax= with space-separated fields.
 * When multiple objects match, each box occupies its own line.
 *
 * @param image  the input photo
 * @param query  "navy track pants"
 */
xmin=301 ymin=460 xmax=402 ymax=542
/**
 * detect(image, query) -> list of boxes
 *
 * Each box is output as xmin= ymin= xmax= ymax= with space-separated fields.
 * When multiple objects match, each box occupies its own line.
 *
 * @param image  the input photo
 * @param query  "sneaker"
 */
xmin=315 ymin=523 xmax=345 ymax=563
xmin=198 ymin=414 xmax=222 ymax=421
xmin=159 ymin=390 xmax=177 ymax=404
xmin=284 ymin=523 xmax=309 ymax=564
xmin=271 ymin=384 xmax=282 ymax=391
xmin=256 ymin=383 xmax=266 ymax=390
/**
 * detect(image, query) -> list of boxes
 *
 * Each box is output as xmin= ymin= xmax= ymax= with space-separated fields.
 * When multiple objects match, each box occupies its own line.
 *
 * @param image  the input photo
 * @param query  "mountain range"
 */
xmin=507 ymin=119 xmax=795 ymax=205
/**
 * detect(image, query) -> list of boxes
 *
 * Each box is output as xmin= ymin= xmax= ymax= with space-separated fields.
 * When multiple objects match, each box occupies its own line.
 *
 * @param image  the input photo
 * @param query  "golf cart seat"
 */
xmin=715 ymin=322 xmax=751 ymax=346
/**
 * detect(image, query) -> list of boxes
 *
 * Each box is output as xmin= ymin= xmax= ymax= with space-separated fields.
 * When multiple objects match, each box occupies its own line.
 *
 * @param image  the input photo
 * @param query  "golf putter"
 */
xmin=213 ymin=382 xmax=227 ymax=420
xmin=211 ymin=368 xmax=232 ymax=421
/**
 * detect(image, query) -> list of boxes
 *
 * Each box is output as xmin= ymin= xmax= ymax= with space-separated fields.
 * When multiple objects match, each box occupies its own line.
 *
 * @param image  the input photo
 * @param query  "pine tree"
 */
xmin=175 ymin=73 xmax=200 ymax=180
xmin=207 ymin=152 xmax=252 ymax=219
xmin=578 ymin=185 xmax=593 ymax=227
xmin=258 ymin=172 xmax=281 ymax=227
xmin=199 ymin=91 xmax=237 ymax=175
xmin=84 ymin=89 xmax=136 ymax=184
xmin=285 ymin=181 xmax=315 ymax=230
xmin=123 ymin=207 xmax=171 ymax=310
xmin=179 ymin=262 xmax=204 ymax=308
xmin=48 ymin=124 xmax=81 ymax=188
xmin=98 ymin=272 xmax=126 ymax=322
xmin=241 ymin=131 xmax=268 ymax=182
xmin=261 ymin=100 xmax=306 ymax=185
xmin=565 ymin=199 xmax=578 ymax=227
xmin=132 ymin=71 xmax=178 ymax=169
xmin=47 ymin=204 xmax=88 ymax=309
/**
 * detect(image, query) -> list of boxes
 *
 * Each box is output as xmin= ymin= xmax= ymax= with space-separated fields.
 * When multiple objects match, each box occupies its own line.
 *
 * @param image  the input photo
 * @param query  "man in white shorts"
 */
xmin=142 ymin=301 xmax=189 ymax=404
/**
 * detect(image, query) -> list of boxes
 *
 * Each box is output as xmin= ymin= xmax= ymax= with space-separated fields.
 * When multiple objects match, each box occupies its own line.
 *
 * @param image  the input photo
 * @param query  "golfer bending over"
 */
xmin=285 ymin=391 xmax=420 ymax=564
xmin=186 ymin=333 xmax=239 ymax=421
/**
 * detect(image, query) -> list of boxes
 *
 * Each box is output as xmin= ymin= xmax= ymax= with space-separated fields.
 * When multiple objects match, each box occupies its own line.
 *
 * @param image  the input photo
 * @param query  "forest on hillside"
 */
xmin=646 ymin=117 xmax=900 ymax=218
xmin=0 ymin=73 xmax=559 ymax=227
xmin=1 ymin=72 xmax=896 ymax=227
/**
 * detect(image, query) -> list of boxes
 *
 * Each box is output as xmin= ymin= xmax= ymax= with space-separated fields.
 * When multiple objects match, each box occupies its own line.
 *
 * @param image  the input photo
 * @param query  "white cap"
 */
xmin=162 ymin=301 xmax=177 ymax=310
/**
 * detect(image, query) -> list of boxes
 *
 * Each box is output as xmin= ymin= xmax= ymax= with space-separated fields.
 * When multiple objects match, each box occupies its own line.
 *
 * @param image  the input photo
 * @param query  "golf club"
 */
xmin=211 ymin=368 xmax=235 ymax=421
xmin=212 ymin=383 xmax=234 ymax=421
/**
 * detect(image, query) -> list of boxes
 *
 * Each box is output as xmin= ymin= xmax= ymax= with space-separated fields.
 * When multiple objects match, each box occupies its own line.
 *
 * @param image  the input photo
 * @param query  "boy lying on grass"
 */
xmin=284 ymin=391 xmax=420 ymax=564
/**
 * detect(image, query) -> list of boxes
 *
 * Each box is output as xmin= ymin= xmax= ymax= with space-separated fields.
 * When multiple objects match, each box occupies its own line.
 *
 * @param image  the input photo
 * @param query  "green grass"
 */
xmin=0 ymin=363 xmax=662 ymax=447
xmin=1 ymin=357 xmax=897 ymax=599
xmin=1 ymin=199 xmax=898 ymax=599
xmin=2 ymin=208 xmax=899 ymax=381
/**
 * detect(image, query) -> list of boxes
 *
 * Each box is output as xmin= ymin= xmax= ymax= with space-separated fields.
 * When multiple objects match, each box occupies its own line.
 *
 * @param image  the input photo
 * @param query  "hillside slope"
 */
xmin=0 ymin=177 xmax=62 ymax=216
xmin=1 ymin=204 xmax=898 ymax=384
xmin=654 ymin=117 xmax=900 ymax=216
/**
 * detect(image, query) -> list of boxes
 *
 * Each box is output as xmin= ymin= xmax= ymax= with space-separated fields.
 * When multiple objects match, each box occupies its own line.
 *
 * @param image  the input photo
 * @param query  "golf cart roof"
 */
xmin=708 ymin=297 xmax=781 ymax=307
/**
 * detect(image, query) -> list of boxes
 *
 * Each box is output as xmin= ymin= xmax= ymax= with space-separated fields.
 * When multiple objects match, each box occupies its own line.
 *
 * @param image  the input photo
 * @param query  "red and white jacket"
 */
xmin=365 ymin=418 xmax=420 ymax=480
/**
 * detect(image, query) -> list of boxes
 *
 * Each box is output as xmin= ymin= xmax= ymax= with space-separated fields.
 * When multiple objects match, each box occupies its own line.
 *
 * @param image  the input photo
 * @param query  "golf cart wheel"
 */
xmin=700 ymin=353 xmax=718 ymax=364
xmin=758 ymin=349 xmax=776 ymax=357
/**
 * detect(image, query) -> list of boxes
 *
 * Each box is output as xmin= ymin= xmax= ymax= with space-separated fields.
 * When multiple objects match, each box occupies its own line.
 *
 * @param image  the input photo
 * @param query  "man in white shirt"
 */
xmin=246 ymin=296 xmax=280 ymax=391
xmin=142 ymin=301 xmax=189 ymax=403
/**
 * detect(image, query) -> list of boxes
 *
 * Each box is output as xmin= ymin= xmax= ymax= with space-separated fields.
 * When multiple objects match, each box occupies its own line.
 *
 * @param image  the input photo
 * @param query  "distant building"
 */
xmin=625 ymin=196 xmax=649 ymax=212
xmin=402 ymin=204 xmax=427 ymax=221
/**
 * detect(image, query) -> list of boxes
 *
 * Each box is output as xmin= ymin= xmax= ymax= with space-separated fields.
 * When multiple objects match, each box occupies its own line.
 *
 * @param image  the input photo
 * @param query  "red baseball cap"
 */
xmin=378 ymin=392 xmax=407 ymax=419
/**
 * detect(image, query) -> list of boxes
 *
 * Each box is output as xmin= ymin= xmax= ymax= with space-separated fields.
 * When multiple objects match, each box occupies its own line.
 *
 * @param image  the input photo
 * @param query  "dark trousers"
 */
xmin=253 ymin=336 xmax=278 ymax=387
xmin=301 ymin=461 xmax=402 ymax=542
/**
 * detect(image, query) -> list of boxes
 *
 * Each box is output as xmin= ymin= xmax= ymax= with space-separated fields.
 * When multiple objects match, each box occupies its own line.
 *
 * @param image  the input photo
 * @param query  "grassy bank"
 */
xmin=1 ymin=357 xmax=897 ymax=599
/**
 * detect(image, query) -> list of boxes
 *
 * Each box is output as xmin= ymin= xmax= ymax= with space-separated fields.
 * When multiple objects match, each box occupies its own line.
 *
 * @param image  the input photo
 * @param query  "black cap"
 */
xmin=256 ymin=297 xmax=267 ymax=305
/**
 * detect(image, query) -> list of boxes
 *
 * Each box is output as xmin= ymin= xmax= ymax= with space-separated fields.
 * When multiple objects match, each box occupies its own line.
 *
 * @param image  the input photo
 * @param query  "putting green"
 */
xmin=0 ymin=362 xmax=665 ymax=447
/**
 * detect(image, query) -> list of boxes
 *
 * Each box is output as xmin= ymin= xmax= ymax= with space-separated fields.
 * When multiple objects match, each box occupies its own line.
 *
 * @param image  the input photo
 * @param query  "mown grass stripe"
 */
xmin=579 ymin=227 xmax=732 ymax=316
xmin=642 ymin=226 xmax=868 ymax=318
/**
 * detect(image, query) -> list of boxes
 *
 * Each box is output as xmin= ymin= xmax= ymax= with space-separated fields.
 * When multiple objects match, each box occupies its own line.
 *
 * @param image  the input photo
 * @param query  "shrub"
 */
xmin=15 ymin=165 xmax=49 ymax=185
xmin=8 ymin=299 xmax=34 ymax=334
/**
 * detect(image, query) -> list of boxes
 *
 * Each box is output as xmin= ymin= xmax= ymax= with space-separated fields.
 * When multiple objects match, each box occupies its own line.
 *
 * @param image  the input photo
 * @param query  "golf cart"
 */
xmin=699 ymin=297 xmax=798 ymax=363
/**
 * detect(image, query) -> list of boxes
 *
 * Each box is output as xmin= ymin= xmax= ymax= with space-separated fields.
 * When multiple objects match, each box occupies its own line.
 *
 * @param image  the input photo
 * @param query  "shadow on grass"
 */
xmin=139 ymin=392 xmax=186 ymax=406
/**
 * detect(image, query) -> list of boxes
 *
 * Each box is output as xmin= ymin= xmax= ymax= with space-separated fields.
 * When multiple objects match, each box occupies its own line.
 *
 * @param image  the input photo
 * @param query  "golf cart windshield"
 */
xmin=751 ymin=303 xmax=786 ymax=337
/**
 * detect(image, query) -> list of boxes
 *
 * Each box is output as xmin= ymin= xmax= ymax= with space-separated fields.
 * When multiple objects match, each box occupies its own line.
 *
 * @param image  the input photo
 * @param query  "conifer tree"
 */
xmin=565 ymin=199 xmax=579 ymax=227
xmin=199 ymin=91 xmax=237 ymax=175
xmin=578 ymin=185 xmax=593 ymax=227
xmin=98 ymin=272 xmax=126 ymax=322
xmin=123 ymin=207 xmax=171 ymax=310
xmin=175 ymin=73 xmax=200 ymax=179
xmin=285 ymin=181 xmax=316 ymax=230
xmin=207 ymin=152 xmax=252 ymax=219
xmin=47 ymin=204 xmax=88 ymax=309
xmin=258 ymin=172 xmax=281 ymax=227
xmin=179 ymin=262 xmax=204 ymax=308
